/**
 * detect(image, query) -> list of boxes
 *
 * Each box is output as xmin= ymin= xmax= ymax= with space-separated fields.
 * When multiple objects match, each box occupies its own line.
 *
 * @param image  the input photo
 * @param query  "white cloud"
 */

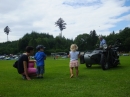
xmin=122 ymin=14 xmax=130 ymax=21
xmin=0 ymin=0 xmax=130 ymax=42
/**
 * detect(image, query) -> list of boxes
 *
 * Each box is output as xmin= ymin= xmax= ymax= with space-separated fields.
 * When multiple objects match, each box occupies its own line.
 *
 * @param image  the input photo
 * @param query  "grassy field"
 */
xmin=0 ymin=56 xmax=130 ymax=97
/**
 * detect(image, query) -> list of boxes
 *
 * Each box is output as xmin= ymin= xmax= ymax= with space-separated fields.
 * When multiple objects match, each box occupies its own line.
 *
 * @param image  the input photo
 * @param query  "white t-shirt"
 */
xmin=70 ymin=51 xmax=79 ymax=61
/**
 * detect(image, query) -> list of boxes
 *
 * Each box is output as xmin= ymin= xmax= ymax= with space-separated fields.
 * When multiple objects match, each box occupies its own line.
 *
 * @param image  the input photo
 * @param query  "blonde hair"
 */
xmin=70 ymin=44 xmax=78 ymax=52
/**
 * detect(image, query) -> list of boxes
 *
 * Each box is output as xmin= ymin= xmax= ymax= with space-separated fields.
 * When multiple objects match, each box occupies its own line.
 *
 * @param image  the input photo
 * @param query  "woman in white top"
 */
xmin=68 ymin=44 xmax=80 ymax=78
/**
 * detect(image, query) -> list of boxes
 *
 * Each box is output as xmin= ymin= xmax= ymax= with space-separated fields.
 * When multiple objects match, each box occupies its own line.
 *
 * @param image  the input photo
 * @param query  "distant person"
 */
xmin=17 ymin=46 xmax=34 ymax=80
xmin=68 ymin=44 xmax=80 ymax=78
xmin=99 ymin=36 xmax=107 ymax=48
xmin=34 ymin=45 xmax=46 ymax=78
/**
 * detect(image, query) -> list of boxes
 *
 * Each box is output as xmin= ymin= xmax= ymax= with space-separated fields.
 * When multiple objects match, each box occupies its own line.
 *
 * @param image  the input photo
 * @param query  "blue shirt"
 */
xmin=70 ymin=51 xmax=79 ymax=61
xmin=34 ymin=51 xmax=46 ymax=66
xmin=100 ymin=39 xmax=106 ymax=48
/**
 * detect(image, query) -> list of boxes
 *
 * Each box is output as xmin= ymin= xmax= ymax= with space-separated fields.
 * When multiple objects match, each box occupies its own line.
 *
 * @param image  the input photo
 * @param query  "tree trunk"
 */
xmin=61 ymin=31 xmax=62 ymax=38
xmin=7 ymin=35 xmax=8 ymax=41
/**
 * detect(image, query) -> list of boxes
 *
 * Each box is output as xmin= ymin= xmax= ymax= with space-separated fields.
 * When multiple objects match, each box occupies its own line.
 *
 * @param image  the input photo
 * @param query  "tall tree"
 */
xmin=4 ymin=26 xmax=10 ymax=41
xmin=28 ymin=38 xmax=37 ymax=48
xmin=89 ymin=30 xmax=98 ymax=49
xmin=55 ymin=18 xmax=66 ymax=37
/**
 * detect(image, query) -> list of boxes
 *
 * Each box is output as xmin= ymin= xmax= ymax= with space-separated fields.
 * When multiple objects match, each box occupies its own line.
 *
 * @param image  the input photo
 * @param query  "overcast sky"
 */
xmin=0 ymin=0 xmax=130 ymax=43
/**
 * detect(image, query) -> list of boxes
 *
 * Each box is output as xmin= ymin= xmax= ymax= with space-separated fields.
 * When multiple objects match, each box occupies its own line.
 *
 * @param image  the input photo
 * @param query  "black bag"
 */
xmin=13 ymin=60 xmax=18 ymax=68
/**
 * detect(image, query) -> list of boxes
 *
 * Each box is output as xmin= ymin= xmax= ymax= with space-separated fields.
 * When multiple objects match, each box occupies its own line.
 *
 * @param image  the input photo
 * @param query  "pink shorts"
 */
xmin=69 ymin=60 xmax=79 ymax=67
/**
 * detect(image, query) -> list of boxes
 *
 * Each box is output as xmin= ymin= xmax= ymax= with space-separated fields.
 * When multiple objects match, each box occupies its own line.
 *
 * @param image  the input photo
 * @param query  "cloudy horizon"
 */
xmin=0 ymin=0 xmax=130 ymax=43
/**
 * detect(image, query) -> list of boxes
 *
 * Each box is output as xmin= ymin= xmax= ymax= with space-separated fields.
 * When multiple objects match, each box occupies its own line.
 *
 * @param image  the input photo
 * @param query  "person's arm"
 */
xmin=68 ymin=52 xmax=70 ymax=58
xmin=34 ymin=54 xmax=36 ymax=60
xmin=44 ymin=54 xmax=46 ymax=60
xmin=23 ymin=61 xmax=31 ymax=80
xmin=42 ymin=52 xmax=46 ymax=60
xmin=78 ymin=52 xmax=80 ymax=58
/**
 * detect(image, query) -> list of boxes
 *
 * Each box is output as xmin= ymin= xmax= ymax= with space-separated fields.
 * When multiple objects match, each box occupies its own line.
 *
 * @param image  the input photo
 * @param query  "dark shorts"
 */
xmin=37 ymin=65 xmax=45 ymax=74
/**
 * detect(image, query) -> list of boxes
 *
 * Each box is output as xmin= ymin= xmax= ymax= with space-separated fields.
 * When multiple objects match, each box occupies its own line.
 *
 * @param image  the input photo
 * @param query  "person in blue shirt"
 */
xmin=34 ymin=45 xmax=46 ymax=78
xmin=68 ymin=44 xmax=80 ymax=78
xmin=99 ymin=36 xmax=107 ymax=48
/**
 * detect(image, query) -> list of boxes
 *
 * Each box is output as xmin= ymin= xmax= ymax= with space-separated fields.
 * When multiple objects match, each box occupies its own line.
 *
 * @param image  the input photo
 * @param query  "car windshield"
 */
xmin=92 ymin=50 xmax=102 ymax=53
xmin=85 ymin=50 xmax=93 ymax=54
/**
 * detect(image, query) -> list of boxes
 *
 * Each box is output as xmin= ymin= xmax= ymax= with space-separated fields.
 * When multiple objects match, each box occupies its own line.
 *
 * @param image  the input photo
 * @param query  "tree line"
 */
xmin=0 ymin=27 xmax=130 ymax=55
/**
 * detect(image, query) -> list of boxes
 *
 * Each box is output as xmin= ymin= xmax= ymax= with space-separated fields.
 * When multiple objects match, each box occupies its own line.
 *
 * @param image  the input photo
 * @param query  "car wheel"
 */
xmin=100 ymin=54 xmax=110 ymax=70
xmin=113 ymin=59 xmax=120 ymax=67
xmin=86 ymin=64 xmax=92 ymax=68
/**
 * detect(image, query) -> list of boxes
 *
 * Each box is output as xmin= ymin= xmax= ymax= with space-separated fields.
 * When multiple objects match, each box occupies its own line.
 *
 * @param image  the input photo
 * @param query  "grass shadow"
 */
xmin=109 ymin=65 xmax=128 ymax=70
xmin=82 ymin=65 xmax=102 ymax=70
xmin=81 ymin=63 xmax=129 ymax=71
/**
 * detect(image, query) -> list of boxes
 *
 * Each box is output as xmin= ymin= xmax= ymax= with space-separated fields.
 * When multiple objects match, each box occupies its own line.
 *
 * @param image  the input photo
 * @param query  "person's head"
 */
xmin=25 ymin=46 xmax=34 ymax=55
xmin=70 ymin=44 xmax=78 ymax=52
xmin=99 ymin=36 xmax=103 ymax=41
xmin=36 ymin=45 xmax=45 ymax=51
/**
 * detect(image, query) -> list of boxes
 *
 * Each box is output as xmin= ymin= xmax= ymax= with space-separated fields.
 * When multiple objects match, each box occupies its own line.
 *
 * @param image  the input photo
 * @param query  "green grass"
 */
xmin=0 ymin=56 xmax=130 ymax=97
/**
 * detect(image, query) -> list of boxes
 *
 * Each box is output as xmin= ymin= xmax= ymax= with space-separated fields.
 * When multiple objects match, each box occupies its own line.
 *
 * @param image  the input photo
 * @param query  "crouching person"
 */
xmin=17 ymin=46 xmax=34 ymax=80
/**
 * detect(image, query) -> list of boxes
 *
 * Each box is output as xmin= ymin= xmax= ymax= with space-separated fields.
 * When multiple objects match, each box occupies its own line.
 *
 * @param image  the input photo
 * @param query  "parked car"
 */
xmin=5 ymin=57 xmax=11 ymax=60
xmin=62 ymin=56 xmax=68 ymax=58
xmin=122 ymin=54 xmax=129 ymax=56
